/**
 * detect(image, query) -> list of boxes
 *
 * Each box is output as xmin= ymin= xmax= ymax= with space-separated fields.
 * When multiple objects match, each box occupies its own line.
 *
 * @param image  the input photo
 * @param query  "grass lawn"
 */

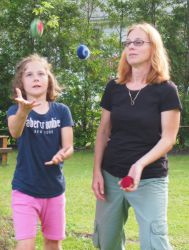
xmin=0 ymin=150 xmax=189 ymax=249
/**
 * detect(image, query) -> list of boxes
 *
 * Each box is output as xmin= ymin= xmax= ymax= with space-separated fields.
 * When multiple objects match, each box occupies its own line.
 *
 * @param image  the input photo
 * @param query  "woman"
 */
xmin=92 ymin=23 xmax=182 ymax=250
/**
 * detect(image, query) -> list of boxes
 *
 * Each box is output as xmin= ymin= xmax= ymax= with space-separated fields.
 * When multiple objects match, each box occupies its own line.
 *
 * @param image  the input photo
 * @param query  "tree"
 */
xmin=0 ymin=0 xmax=120 ymax=148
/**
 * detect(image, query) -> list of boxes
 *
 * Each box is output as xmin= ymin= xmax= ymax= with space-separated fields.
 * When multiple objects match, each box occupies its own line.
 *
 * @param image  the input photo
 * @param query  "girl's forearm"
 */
xmin=8 ymin=109 xmax=28 ymax=138
xmin=60 ymin=146 xmax=74 ymax=160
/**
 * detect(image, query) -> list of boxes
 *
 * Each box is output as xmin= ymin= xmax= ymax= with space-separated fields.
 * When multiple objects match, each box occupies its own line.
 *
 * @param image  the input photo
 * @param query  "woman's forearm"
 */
xmin=137 ymin=110 xmax=180 ymax=169
xmin=94 ymin=128 xmax=109 ymax=173
xmin=136 ymin=137 xmax=176 ymax=169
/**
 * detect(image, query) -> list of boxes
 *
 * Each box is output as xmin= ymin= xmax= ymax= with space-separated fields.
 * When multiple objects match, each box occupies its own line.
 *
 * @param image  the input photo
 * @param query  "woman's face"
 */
xmin=125 ymin=28 xmax=152 ymax=68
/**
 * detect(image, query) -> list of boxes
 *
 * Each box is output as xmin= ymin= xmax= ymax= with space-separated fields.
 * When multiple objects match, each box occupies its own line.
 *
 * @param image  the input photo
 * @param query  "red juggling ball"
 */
xmin=120 ymin=176 xmax=134 ymax=188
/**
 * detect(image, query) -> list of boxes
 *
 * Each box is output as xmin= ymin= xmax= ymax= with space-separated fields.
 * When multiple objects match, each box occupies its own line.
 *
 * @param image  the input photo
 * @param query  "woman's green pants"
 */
xmin=93 ymin=170 xmax=173 ymax=250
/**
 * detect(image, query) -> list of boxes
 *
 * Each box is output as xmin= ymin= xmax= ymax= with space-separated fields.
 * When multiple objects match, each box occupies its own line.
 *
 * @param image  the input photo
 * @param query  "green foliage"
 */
xmin=89 ymin=0 xmax=189 ymax=148
xmin=57 ymin=34 xmax=120 ymax=148
xmin=0 ymin=0 xmax=189 ymax=148
xmin=33 ymin=1 xmax=55 ymax=16
xmin=0 ymin=110 xmax=7 ymax=130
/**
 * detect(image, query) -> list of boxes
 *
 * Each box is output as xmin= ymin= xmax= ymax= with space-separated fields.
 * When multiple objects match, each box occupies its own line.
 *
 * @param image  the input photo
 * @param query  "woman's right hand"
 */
xmin=92 ymin=170 xmax=105 ymax=201
xmin=15 ymin=88 xmax=40 ymax=113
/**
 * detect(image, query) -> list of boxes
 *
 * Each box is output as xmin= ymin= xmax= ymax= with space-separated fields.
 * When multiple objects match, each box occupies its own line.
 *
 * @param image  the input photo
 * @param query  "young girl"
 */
xmin=7 ymin=54 xmax=74 ymax=250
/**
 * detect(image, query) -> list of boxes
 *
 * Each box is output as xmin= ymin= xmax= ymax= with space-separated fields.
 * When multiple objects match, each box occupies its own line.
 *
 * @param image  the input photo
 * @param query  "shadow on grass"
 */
xmin=67 ymin=231 xmax=92 ymax=239
xmin=0 ymin=216 xmax=16 ymax=250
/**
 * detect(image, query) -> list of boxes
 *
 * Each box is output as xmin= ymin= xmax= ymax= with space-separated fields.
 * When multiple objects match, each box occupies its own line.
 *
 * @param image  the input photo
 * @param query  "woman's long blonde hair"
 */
xmin=12 ymin=54 xmax=61 ymax=101
xmin=117 ymin=22 xmax=170 ymax=84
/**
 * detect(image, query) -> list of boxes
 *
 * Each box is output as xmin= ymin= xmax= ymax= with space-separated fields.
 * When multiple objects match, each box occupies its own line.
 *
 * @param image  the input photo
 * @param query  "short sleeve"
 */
xmin=159 ymin=81 xmax=182 ymax=112
xmin=7 ymin=105 xmax=18 ymax=117
xmin=100 ymin=80 xmax=115 ymax=111
xmin=60 ymin=104 xmax=74 ymax=128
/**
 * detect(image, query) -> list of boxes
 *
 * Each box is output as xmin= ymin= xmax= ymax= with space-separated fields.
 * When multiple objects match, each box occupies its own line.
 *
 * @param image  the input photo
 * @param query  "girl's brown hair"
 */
xmin=117 ymin=22 xmax=170 ymax=84
xmin=12 ymin=54 xmax=61 ymax=101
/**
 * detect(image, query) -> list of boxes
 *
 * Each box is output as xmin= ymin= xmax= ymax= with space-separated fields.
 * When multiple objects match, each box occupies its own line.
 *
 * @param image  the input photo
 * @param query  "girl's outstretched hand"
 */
xmin=15 ymin=88 xmax=40 ymax=113
xmin=45 ymin=151 xmax=65 ymax=166
xmin=45 ymin=143 xmax=73 ymax=166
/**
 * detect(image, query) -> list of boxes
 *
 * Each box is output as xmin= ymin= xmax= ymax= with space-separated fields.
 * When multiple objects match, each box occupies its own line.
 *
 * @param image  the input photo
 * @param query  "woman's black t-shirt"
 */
xmin=100 ymin=79 xmax=182 ymax=179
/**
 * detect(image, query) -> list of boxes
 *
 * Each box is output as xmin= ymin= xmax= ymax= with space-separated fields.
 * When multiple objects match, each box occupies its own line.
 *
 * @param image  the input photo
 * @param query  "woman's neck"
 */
xmin=127 ymin=64 xmax=151 ymax=89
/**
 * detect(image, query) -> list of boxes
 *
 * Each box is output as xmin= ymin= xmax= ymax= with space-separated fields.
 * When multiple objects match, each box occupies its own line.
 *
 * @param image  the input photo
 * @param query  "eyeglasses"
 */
xmin=125 ymin=39 xmax=151 ymax=47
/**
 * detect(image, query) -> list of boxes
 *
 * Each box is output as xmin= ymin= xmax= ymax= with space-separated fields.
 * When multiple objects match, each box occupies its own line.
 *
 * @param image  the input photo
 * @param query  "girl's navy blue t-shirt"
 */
xmin=100 ymin=79 xmax=182 ymax=179
xmin=7 ymin=102 xmax=74 ymax=198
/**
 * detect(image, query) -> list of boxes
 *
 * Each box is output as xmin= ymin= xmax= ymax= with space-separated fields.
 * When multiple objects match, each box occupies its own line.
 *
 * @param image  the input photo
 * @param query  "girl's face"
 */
xmin=125 ymin=28 xmax=152 ymax=68
xmin=22 ymin=60 xmax=49 ymax=100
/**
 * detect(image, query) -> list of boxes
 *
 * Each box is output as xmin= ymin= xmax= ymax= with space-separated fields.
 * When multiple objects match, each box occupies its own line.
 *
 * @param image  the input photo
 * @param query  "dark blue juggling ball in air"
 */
xmin=77 ymin=44 xmax=90 ymax=60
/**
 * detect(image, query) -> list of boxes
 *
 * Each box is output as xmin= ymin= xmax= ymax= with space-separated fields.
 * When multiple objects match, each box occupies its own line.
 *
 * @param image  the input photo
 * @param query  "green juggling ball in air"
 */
xmin=30 ymin=18 xmax=44 ymax=38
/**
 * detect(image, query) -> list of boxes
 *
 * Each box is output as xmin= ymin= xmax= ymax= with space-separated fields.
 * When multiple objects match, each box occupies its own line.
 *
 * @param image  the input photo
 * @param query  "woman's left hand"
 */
xmin=122 ymin=162 xmax=144 ymax=192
